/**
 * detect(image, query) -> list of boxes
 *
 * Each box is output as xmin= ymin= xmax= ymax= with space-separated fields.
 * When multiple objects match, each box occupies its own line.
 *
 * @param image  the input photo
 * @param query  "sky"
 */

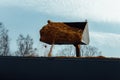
xmin=0 ymin=0 xmax=120 ymax=57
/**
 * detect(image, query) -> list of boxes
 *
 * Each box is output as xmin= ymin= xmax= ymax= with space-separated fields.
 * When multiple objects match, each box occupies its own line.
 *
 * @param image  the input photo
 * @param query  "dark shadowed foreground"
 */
xmin=0 ymin=56 xmax=120 ymax=80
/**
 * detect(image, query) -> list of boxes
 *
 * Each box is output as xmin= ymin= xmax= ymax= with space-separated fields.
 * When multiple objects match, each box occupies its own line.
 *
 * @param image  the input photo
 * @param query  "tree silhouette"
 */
xmin=57 ymin=45 xmax=101 ymax=57
xmin=56 ymin=46 xmax=74 ymax=57
xmin=0 ymin=22 xmax=10 ymax=56
xmin=81 ymin=45 xmax=102 ymax=57
xmin=15 ymin=34 xmax=35 ymax=56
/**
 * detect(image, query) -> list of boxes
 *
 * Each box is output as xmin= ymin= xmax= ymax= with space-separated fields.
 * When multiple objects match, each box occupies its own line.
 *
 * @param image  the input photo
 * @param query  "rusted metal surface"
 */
xmin=39 ymin=20 xmax=89 ymax=57
xmin=40 ymin=20 xmax=87 ymax=45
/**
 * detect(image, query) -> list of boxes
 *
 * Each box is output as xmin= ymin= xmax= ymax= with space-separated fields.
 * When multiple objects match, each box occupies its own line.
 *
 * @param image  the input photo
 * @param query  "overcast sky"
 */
xmin=0 ymin=0 xmax=120 ymax=57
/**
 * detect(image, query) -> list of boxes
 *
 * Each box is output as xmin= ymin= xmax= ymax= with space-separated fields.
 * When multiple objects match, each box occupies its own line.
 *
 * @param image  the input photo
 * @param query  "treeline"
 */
xmin=0 ymin=22 xmax=38 ymax=57
xmin=55 ymin=45 xmax=102 ymax=57
xmin=0 ymin=22 xmax=102 ymax=57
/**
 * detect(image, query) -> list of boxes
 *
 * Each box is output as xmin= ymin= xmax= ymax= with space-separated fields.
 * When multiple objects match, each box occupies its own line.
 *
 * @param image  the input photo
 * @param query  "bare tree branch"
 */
xmin=57 ymin=45 xmax=102 ymax=57
xmin=81 ymin=45 xmax=102 ymax=57
xmin=16 ymin=34 xmax=35 ymax=56
xmin=0 ymin=22 xmax=10 ymax=56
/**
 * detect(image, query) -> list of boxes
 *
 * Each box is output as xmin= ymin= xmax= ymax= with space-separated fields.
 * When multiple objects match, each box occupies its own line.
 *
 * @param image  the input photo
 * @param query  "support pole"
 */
xmin=74 ymin=44 xmax=81 ymax=57
xmin=48 ymin=39 xmax=55 ymax=57
xmin=48 ymin=44 xmax=54 ymax=57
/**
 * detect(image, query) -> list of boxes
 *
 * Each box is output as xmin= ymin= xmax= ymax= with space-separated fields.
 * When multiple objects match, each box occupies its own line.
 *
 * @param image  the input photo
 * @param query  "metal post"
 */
xmin=74 ymin=44 xmax=81 ymax=57
xmin=48 ymin=44 xmax=54 ymax=57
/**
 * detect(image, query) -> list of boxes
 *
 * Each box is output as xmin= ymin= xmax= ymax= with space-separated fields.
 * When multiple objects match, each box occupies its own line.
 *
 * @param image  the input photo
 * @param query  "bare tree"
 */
xmin=15 ymin=34 xmax=34 ymax=56
xmin=57 ymin=45 xmax=102 ymax=57
xmin=0 ymin=22 xmax=10 ymax=56
xmin=81 ymin=45 xmax=102 ymax=57
xmin=56 ymin=46 xmax=75 ymax=57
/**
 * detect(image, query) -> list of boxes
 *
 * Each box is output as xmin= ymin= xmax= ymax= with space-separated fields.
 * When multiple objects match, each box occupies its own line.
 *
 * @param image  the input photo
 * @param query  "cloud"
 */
xmin=90 ymin=32 xmax=120 ymax=48
xmin=1 ymin=0 xmax=120 ymax=23
xmin=90 ymin=32 xmax=120 ymax=57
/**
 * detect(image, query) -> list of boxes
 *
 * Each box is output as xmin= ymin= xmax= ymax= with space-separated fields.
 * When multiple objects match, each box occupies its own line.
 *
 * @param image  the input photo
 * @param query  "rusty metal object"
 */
xmin=39 ymin=20 xmax=89 ymax=57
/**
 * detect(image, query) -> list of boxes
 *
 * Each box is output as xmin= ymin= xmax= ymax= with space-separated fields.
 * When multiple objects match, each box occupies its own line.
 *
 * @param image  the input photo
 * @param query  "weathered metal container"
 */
xmin=40 ymin=20 xmax=89 ymax=45
xmin=40 ymin=20 xmax=90 ymax=57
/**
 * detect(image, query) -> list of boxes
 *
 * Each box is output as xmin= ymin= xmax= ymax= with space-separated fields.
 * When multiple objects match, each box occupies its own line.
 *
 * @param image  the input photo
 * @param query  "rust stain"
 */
xmin=40 ymin=21 xmax=83 ymax=45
